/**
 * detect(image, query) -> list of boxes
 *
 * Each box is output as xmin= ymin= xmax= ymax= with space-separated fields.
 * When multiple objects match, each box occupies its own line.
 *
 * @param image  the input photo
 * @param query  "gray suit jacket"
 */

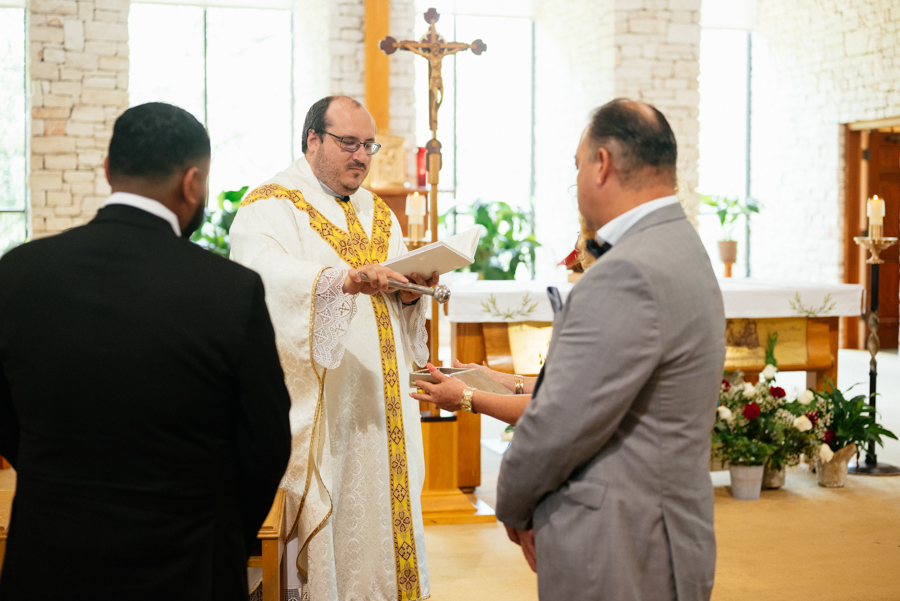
xmin=496 ymin=203 xmax=725 ymax=601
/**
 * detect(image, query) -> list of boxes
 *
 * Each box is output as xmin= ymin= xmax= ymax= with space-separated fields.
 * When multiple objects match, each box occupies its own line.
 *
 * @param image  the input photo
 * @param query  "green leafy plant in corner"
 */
xmin=191 ymin=186 xmax=248 ymax=257
xmin=442 ymin=199 xmax=539 ymax=280
xmin=813 ymin=379 xmax=898 ymax=454
xmin=700 ymin=194 xmax=759 ymax=241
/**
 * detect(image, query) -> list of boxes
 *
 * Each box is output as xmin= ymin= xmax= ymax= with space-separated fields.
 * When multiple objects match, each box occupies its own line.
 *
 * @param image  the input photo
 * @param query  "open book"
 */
xmin=408 ymin=366 xmax=512 ymax=395
xmin=382 ymin=226 xmax=483 ymax=278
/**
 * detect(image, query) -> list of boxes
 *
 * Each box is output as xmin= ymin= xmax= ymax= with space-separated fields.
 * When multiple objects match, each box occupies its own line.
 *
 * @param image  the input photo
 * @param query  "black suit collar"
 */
xmin=91 ymin=204 xmax=181 ymax=237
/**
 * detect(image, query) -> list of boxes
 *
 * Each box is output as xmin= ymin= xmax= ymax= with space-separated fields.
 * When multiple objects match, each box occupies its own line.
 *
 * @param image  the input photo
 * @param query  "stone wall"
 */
xmin=388 ymin=0 xmax=416 ymax=169
xmin=749 ymin=0 xmax=900 ymax=283
xmin=330 ymin=0 xmax=366 ymax=100
xmin=533 ymin=0 xmax=701 ymax=275
xmin=614 ymin=0 xmax=701 ymax=220
xmin=29 ymin=0 xmax=130 ymax=239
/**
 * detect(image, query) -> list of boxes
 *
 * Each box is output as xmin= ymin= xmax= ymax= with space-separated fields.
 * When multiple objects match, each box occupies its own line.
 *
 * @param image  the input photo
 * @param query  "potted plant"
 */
xmin=712 ymin=335 xmax=820 ymax=496
xmin=809 ymin=381 xmax=897 ymax=487
xmin=712 ymin=373 xmax=777 ymax=500
xmin=442 ymin=199 xmax=539 ymax=280
xmin=191 ymin=186 xmax=248 ymax=257
xmin=699 ymin=194 xmax=758 ymax=276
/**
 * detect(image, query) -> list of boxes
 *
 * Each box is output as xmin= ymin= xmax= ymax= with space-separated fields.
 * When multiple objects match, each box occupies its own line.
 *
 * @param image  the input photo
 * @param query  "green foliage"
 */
xmin=814 ymin=379 xmax=898 ymax=452
xmin=190 ymin=186 xmax=248 ymax=257
xmin=700 ymin=194 xmax=759 ymax=241
xmin=765 ymin=331 xmax=778 ymax=368
xmin=712 ymin=425 xmax=777 ymax=466
xmin=443 ymin=199 xmax=539 ymax=280
xmin=713 ymin=366 xmax=820 ymax=469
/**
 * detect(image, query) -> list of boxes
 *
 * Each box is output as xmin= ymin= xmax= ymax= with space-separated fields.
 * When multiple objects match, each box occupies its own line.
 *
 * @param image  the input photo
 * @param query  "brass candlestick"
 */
xmin=850 ymin=234 xmax=900 ymax=476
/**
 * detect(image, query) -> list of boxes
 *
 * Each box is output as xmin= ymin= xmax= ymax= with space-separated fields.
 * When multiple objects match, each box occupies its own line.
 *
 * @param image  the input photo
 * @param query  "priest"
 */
xmin=229 ymin=96 xmax=436 ymax=601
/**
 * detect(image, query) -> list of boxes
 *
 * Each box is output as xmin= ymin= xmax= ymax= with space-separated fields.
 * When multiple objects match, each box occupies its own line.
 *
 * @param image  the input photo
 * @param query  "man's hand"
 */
xmin=410 ymin=362 xmax=468 ymax=411
xmin=398 ymin=271 xmax=439 ymax=304
xmin=343 ymin=264 xmax=410 ymax=296
xmin=505 ymin=525 xmax=537 ymax=573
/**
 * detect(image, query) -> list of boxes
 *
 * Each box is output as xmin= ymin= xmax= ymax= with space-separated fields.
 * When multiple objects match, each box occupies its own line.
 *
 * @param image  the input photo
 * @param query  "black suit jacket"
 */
xmin=0 ymin=204 xmax=292 ymax=601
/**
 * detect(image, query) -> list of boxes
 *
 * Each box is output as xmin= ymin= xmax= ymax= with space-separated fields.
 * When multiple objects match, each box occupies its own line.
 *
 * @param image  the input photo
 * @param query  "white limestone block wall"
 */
xmin=750 ymin=0 xmax=900 ymax=283
xmin=330 ymin=0 xmax=366 ymax=100
xmin=614 ymin=0 xmax=701 ymax=222
xmin=388 ymin=0 xmax=417 ymax=172
xmin=533 ymin=0 xmax=701 ymax=275
xmin=29 ymin=0 xmax=130 ymax=238
xmin=325 ymin=0 xmax=416 ymax=170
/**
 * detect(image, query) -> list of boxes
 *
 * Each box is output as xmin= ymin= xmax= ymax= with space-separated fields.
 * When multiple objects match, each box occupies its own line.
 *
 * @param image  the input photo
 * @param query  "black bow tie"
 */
xmin=585 ymin=238 xmax=612 ymax=259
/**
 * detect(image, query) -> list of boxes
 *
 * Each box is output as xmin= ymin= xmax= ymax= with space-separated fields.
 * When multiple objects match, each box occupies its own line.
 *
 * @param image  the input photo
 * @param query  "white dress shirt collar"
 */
xmin=596 ymin=195 xmax=679 ymax=246
xmin=103 ymin=192 xmax=182 ymax=237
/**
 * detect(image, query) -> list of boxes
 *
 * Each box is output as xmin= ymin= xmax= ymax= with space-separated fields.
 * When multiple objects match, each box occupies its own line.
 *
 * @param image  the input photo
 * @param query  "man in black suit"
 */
xmin=0 ymin=102 xmax=292 ymax=600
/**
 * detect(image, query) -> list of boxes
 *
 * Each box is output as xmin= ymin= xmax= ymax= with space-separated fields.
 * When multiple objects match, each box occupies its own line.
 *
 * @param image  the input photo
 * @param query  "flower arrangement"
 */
xmin=809 ymin=380 xmax=897 ymax=464
xmin=712 ymin=334 xmax=822 ymax=470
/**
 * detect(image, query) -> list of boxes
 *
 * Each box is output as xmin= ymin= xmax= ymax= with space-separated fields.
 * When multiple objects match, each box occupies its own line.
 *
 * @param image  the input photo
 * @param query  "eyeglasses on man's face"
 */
xmin=323 ymin=131 xmax=382 ymax=155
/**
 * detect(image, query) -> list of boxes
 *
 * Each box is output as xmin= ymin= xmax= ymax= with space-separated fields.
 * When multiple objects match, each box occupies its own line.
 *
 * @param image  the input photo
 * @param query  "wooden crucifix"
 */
xmin=381 ymin=8 xmax=486 ymax=364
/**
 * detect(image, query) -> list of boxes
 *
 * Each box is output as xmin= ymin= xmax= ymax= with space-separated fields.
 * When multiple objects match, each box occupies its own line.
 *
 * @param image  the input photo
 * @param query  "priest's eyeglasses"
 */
xmin=324 ymin=132 xmax=382 ymax=155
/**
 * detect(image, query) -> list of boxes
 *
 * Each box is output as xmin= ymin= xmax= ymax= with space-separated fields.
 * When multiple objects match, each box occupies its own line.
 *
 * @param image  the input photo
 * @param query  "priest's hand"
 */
xmin=410 ymin=362 xmax=467 ymax=411
xmin=505 ymin=525 xmax=537 ymax=573
xmin=398 ymin=271 xmax=439 ymax=305
xmin=343 ymin=264 xmax=409 ymax=296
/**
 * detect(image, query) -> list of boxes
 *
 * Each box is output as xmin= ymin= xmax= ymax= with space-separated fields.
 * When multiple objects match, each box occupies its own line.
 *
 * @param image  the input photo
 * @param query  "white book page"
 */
xmin=381 ymin=226 xmax=484 ymax=277
xmin=441 ymin=226 xmax=483 ymax=260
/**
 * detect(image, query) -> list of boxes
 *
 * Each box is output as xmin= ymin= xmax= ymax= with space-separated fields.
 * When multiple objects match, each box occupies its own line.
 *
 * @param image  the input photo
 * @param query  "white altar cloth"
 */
xmin=446 ymin=278 xmax=865 ymax=323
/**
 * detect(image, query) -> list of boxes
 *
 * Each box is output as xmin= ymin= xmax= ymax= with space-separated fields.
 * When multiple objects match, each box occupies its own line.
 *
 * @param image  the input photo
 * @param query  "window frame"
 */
xmin=0 ymin=4 xmax=28 ymax=254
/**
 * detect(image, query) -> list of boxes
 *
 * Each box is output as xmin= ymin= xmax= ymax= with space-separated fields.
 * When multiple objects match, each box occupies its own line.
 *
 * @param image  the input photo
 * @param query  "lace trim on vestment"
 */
xmin=312 ymin=268 xmax=358 ymax=369
xmin=409 ymin=300 xmax=428 ymax=367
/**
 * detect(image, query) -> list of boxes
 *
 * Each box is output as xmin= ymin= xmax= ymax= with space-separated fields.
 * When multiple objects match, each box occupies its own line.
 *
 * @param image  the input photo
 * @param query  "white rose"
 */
xmin=818 ymin=443 xmax=835 ymax=463
xmin=793 ymin=415 xmax=813 ymax=432
xmin=717 ymin=405 xmax=733 ymax=421
xmin=762 ymin=364 xmax=778 ymax=380
xmin=797 ymin=389 xmax=814 ymax=405
xmin=742 ymin=383 xmax=757 ymax=398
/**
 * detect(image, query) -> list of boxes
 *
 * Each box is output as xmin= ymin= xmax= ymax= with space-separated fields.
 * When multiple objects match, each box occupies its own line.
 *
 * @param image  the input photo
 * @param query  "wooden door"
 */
xmin=867 ymin=132 xmax=900 ymax=348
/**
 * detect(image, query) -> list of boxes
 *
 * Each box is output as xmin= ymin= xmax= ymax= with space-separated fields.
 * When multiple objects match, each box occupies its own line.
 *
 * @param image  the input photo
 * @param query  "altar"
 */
xmin=447 ymin=278 xmax=865 ymax=490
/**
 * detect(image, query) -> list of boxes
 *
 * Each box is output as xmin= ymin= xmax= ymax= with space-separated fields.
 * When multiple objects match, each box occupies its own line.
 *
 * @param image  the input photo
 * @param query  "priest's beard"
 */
xmin=181 ymin=200 xmax=206 ymax=238
xmin=313 ymin=151 xmax=367 ymax=196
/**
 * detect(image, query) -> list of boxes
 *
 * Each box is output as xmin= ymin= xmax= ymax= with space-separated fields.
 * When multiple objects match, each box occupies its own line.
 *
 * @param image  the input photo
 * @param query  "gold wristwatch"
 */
xmin=514 ymin=374 xmax=524 ymax=395
xmin=460 ymin=387 xmax=477 ymax=414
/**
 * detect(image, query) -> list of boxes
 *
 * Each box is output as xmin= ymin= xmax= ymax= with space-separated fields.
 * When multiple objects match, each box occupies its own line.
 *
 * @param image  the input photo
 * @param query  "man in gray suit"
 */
xmin=495 ymin=99 xmax=725 ymax=601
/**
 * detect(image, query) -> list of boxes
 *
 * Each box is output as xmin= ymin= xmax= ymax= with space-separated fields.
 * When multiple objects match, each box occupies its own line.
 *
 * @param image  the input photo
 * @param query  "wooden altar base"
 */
xmin=421 ymin=413 xmax=495 ymax=525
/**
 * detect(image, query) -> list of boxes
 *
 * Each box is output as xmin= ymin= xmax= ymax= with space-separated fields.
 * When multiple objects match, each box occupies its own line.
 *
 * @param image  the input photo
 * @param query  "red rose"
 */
xmin=721 ymin=379 xmax=731 ymax=391
xmin=805 ymin=411 xmax=819 ymax=427
xmin=823 ymin=430 xmax=836 ymax=445
xmin=769 ymin=386 xmax=786 ymax=398
xmin=743 ymin=401 xmax=761 ymax=420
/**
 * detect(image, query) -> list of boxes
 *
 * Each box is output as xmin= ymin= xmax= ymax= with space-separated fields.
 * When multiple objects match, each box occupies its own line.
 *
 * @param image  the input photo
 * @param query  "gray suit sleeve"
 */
xmin=495 ymin=257 xmax=661 ymax=529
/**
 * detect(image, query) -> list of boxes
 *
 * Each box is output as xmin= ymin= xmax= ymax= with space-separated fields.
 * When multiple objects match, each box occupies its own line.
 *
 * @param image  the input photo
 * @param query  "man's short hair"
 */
xmin=108 ymin=102 xmax=210 ymax=182
xmin=587 ymin=98 xmax=677 ymax=187
xmin=302 ymin=95 xmax=364 ymax=154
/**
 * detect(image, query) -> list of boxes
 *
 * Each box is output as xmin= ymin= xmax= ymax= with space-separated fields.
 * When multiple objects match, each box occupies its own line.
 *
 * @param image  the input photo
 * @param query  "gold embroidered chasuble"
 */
xmin=229 ymin=157 xmax=429 ymax=601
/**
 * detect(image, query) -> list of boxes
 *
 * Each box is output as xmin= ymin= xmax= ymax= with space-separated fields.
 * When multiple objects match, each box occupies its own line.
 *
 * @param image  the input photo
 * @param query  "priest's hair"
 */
xmin=587 ymin=98 xmax=677 ymax=187
xmin=302 ymin=95 xmax=364 ymax=154
xmin=108 ymin=102 xmax=210 ymax=183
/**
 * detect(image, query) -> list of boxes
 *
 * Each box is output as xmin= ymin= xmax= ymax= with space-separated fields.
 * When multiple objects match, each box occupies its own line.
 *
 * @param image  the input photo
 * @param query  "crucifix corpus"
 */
xmin=381 ymin=7 xmax=486 ymax=363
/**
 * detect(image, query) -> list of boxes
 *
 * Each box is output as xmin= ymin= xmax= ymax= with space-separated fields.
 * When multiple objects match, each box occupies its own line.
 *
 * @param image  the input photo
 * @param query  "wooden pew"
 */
xmin=0 ymin=489 xmax=13 ymax=577
xmin=248 ymin=488 xmax=286 ymax=601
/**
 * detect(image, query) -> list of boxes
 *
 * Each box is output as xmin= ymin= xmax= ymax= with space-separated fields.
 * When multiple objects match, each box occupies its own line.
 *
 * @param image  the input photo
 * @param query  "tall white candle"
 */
xmin=868 ymin=195 xmax=884 ymax=238
xmin=406 ymin=192 xmax=426 ymax=217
